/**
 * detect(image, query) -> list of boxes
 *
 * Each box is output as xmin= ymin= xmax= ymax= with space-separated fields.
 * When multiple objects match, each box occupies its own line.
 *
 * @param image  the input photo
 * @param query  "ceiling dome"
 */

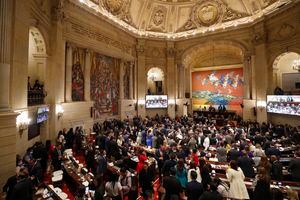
xmin=77 ymin=0 xmax=294 ymax=39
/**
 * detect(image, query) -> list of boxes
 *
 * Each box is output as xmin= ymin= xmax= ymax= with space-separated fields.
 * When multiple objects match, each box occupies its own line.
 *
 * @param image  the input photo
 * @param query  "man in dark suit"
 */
xmin=29 ymin=158 xmax=43 ymax=186
xmin=2 ymin=167 xmax=19 ymax=200
xmin=237 ymin=150 xmax=255 ymax=178
xmin=163 ymin=167 xmax=183 ymax=200
xmin=162 ymin=153 xmax=177 ymax=176
xmin=216 ymin=142 xmax=227 ymax=162
xmin=227 ymin=144 xmax=240 ymax=161
xmin=266 ymin=143 xmax=281 ymax=157
xmin=270 ymin=155 xmax=283 ymax=181
xmin=289 ymin=151 xmax=300 ymax=182
xmin=10 ymin=168 xmax=33 ymax=200
xmin=52 ymin=143 xmax=62 ymax=171
xmin=186 ymin=171 xmax=204 ymax=200
xmin=199 ymin=181 xmax=222 ymax=200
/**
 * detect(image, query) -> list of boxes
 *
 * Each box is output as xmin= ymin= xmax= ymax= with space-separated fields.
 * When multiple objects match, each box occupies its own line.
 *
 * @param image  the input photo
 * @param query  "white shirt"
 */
xmin=203 ymin=137 xmax=210 ymax=150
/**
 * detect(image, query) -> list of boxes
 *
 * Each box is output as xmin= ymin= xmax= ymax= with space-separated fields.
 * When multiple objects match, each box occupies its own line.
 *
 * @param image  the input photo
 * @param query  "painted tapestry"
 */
xmin=71 ymin=47 xmax=85 ymax=101
xmin=192 ymin=68 xmax=243 ymax=111
xmin=123 ymin=62 xmax=131 ymax=99
xmin=91 ymin=53 xmax=120 ymax=118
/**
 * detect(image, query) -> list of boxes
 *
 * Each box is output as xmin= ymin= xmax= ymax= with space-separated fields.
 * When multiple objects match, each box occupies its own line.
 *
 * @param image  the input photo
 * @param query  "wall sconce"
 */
xmin=16 ymin=111 xmax=31 ymax=133
xmin=56 ymin=104 xmax=64 ymax=119
xmin=168 ymin=99 xmax=175 ymax=107
xmin=257 ymin=100 xmax=266 ymax=112
xmin=138 ymin=100 xmax=145 ymax=108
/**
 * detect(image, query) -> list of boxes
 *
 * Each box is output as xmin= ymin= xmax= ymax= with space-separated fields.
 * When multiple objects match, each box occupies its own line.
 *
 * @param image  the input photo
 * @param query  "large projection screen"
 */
xmin=145 ymin=95 xmax=168 ymax=108
xmin=267 ymin=95 xmax=300 ymax=116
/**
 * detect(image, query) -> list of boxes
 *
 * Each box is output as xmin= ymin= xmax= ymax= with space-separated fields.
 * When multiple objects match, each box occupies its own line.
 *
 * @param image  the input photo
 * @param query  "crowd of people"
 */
xmin=3 ymin=113 xmax=300 ymax=200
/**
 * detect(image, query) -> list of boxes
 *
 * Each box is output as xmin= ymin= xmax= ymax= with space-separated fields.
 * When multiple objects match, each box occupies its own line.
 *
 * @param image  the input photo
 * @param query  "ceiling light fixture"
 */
xmin=292 ymin=58 xmax=300 ymax=72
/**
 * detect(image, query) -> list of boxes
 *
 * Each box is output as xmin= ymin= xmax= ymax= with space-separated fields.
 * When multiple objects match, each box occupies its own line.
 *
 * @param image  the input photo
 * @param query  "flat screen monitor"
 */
xmin=267 ymin=95 xmax=300 ymax=116
xmin=145 ymin=95 xmax=168 ymax=109
xmin=37 ymin=106 xmax=49 ymax=123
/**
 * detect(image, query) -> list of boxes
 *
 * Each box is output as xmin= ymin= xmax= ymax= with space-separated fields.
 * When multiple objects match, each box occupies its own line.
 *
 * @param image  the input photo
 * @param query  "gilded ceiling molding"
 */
xmin=70 ymin=0 xmax=295 ymax=40
xmin=100 ymin=0 xmax=133 ymax=25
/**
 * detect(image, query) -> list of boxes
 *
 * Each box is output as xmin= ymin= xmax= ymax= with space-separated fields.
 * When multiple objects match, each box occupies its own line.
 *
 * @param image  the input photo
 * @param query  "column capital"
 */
xmin=85 ymin=48 xmax=90 ymax=54
xmin=136 ymin=44 xmax=145 ymax=56
xmin=167 ymin=47 xmax=176 ymax=58
xmin=177 ymin=63 xmax=185 ymax=69
xmin=66 ymin=42 xmax=73 ymax=49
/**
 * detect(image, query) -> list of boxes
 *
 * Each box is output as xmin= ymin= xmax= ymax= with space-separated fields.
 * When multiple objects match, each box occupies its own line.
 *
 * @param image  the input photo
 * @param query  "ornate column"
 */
xmin=0 ymin=0 xmax=17 ymax=189
xmin=253 ymin=23 xmax=268 ymax=123
xmin=84 ymin=49 xmax=91 ymax=101
xmin=167 ymin=42 xmax=176 ymax=118
xmin=65 ymin=43 xmax=73 ymax=102
xmin=178 ymin=63 xmax=185 ymax=99
xmin=129 ymin=62 xmax=134 ymax=99
xmin=243 ymin=52 xmax=251 ymax=100
xmin=119 ymin=61 xmax=124 ymax=100
xmin=0 ymin=0 xmax=13 ymax=111
xmin=136 ymin=40 xmax=146 ymax=118
xmin=251 ymin=55 xmax=256 ymax=100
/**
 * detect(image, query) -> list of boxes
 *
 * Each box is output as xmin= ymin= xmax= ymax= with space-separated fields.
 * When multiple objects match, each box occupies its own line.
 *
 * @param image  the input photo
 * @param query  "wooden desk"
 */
xmin=62 ymin=158 xmax=94 ymax=191
xmin=215 ymin=173 xmax=300 ymax=194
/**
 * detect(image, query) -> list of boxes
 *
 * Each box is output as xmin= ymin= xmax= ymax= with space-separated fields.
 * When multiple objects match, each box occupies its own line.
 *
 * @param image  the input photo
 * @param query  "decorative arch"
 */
xmin=147 ymin=67 xmax=165 ymax=81
xmin=29 ymin=26 xmax=47 ymax=55
xmin=269 ymin=51 xmax=300 ymax=92
xmin=146 ymin=66 xmax=165 ymax=95
xmin=28 ymin=26 xmax=48 ymax=106
xmin=181 ymin=40 xmax=247 ymax=70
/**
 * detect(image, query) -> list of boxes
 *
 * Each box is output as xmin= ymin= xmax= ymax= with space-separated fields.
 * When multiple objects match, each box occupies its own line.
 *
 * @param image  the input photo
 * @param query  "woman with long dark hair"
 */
xmin=253 ymin=167 xmax=271 ymax=200
xmin=104 ymin=173 xmax=123 ymax=200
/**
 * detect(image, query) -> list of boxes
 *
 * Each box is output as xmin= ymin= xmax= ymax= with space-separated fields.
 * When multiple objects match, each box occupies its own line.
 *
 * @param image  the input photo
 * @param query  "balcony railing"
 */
xmin=28 ymin=87 xmax=46 ymax=106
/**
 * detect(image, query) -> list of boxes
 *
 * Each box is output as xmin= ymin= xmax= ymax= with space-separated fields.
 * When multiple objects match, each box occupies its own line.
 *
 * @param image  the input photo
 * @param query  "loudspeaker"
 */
xmin=185 ymin=93 xmax=190 ymax=98
xmin=253 ymin=107 xmax=257 ymax=116
xmin=90 ymin=107 xmax=94 ymax=118
xmin=175 ymin=104 xmax=178 ymax=112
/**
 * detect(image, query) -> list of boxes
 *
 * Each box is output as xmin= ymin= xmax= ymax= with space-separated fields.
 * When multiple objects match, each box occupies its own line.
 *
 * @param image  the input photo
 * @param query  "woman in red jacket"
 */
xmin=136 ymin=150 xmax=147 ymax=174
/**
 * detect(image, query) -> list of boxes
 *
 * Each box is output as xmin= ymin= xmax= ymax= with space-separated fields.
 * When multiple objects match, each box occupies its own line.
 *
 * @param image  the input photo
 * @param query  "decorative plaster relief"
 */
xmin=277 ymin=23 xmax=296 ymax=40
xmin=147 ymin=6 xmax=167 ymax=32
xmin=52 ymin=0 xmax=65 ymax=22
xmin=177 ymin=0 xmax=247 ymax=32
xmin=101 ymin=0 xmax=133 ymax=24
xmin=268 ymin=23 xmax=296 ymax=42
xmin=68 ymin=21 xmax=133 ymax=55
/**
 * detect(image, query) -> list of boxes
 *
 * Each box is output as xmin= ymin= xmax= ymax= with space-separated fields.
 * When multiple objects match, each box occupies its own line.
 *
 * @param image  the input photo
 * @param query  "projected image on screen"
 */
xmin=145 ymin=95 xmax=168 ymax=108
xmin=267 ymin=95 xmax=300 ymax=116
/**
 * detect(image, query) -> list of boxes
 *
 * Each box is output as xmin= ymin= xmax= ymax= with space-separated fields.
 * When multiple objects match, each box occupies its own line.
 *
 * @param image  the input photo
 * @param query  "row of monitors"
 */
xmin=267 ymin=95 xmax=300 ymax=116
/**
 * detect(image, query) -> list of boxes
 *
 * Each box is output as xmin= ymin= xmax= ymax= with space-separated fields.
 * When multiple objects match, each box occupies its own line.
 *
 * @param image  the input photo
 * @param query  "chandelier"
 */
xmin=292 ymin=58 xmax=300 ymax=71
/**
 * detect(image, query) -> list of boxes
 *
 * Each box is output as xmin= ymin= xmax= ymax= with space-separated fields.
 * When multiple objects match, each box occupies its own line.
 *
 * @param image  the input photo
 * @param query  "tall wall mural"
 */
xmin=91 ymin=53 xmax=120 ymax=118
xmin=72 ymin=47 xmax=85 ymax=101
xmin=192 ymin=68 xmax=243 ymax=111
xmin=123 ymin=62 xmax=131 ymax=99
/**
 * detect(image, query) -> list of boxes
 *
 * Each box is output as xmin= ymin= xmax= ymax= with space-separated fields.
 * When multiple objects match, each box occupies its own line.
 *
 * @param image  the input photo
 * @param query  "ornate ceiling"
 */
xmin=74 ymin=0 xmax=296 ymax=40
